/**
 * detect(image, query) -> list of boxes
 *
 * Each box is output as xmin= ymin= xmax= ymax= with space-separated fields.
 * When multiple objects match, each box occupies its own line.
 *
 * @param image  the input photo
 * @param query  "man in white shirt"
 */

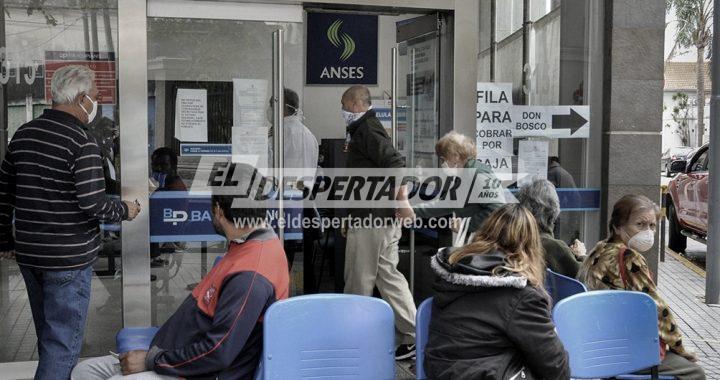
xmin=273 ymin=89 xmax=319 ymax=272
xmin=282 ymin=88 xmax=319 ymax=189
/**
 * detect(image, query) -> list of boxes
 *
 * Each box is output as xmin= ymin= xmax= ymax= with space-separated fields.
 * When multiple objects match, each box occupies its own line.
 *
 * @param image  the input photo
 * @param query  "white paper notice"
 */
xmin=233 ymin=79 xmax=269 ymax=129
xmin=518 ymin=140 xmax=549 ymax=187
xmin=232 ymin=127 xmax=269 ymax=169
xmin=174 ymin=89 xmax=208 ymax=142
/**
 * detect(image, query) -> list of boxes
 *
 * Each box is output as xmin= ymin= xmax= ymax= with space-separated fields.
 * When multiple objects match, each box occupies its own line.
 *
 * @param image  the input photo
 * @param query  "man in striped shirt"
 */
xmin=0 ymin=65 xmax=140 ymax=380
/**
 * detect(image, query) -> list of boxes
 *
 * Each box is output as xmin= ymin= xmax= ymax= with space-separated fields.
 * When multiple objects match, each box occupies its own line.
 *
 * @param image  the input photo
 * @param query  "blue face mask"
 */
xmin=152 ymin=171 xmax=167 ymax=188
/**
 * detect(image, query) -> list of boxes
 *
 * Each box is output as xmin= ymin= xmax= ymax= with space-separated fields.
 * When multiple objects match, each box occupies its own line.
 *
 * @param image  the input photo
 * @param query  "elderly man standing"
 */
xmin=0 ymin=65 xmax=140 ymax=380
xmin=341 ymin=85 xmax=416 ymax=360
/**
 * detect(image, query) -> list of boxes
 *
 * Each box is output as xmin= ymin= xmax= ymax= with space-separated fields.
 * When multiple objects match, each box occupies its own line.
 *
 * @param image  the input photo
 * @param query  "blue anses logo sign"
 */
xmin=306 ymin=12 xmax=378 ymax=85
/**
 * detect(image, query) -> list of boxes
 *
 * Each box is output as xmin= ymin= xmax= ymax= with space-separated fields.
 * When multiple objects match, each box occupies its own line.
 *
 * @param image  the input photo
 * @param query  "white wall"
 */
xmin=301 ymin=14 xmax=419 ymax=141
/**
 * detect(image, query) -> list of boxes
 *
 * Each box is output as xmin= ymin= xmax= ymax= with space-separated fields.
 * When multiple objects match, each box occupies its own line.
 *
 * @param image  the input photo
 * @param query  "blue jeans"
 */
xmin=20 ymin=265 xmax=93 ymax=380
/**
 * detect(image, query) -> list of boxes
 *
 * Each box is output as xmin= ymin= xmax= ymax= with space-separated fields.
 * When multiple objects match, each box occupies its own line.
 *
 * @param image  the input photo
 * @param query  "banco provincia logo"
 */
xmin=327 ymin=20 xmax=356 ymax=61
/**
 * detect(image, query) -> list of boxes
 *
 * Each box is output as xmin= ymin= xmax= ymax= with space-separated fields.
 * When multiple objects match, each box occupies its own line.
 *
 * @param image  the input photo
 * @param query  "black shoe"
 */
xmin=395 ymin=344 xmax=416 ymax=361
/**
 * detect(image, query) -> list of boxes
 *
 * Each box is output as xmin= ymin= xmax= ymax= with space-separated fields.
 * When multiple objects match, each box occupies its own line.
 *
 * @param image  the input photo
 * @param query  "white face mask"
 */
xmin=626 ymin=229 xmax=655 ymax=253
xmin=341 ymin=109 xmax=365 ymax=126
xmin=79 ymin=94 xmax=98 ymax=123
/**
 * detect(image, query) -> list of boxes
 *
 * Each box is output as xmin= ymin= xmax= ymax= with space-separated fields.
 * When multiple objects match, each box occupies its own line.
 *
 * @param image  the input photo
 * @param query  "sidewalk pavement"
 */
xmin=659 ymin=251 xmax=720 ymax=377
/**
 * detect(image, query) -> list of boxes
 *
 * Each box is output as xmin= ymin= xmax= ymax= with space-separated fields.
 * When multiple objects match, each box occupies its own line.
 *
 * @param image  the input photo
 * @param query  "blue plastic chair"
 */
xmin=415 ymin=297 xmax=433 ymax=380
xmin=261 ymin=294 xmax=395 ymax=380
xmin=545 ymin=268 xmax=587 ymax=306
xmin=553 ymin=290 xmax=674 ymax=380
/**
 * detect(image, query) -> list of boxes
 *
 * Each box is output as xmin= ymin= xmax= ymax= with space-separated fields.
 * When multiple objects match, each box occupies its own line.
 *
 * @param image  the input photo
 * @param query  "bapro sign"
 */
xmin=306 ymin=12 xmax=378 ymax=85
xmin=163 ymin=209 xmax=211 ymax=225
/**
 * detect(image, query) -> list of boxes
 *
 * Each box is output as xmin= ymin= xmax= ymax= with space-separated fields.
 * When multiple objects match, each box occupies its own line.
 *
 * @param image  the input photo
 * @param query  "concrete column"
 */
xmin=453 ymin=0 xmax=480 ymax=138
xmin=601 ymin=0 xmax=665 ymax=278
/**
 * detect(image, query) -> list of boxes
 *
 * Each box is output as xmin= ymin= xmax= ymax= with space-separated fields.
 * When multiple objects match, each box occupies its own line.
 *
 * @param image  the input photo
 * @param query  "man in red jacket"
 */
xmin=72 ymin=166 xmax=289 ymax=380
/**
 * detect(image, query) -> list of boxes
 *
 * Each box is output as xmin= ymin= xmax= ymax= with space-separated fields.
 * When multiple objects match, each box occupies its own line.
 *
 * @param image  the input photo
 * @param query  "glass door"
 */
xmin=0 ymin=0 xmax=122 ymax=362
xmin=145 ymin=6 xmax=302 ymax=326
xmin=393 ymin=14 xmax=443 ymax=302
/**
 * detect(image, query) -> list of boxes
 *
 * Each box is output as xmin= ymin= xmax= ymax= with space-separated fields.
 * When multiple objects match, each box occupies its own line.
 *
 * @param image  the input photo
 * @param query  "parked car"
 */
xmin=662 ymin=146 xmax=695 ymax=177
xmin=666 ymin=144 xmax=709 ymax=253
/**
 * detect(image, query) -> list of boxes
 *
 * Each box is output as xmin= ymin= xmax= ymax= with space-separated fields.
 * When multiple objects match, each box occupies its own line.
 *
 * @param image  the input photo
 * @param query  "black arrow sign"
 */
xmin=551 ymin=108 xmax=587 ymax=136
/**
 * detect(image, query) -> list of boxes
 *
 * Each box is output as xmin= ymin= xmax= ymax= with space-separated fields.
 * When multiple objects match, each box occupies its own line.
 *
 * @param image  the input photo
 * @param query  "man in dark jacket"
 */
xmin=0 ymin=65 xmax=140 ymax=380
xmin=72 ymin=169 xmax=290 ymax=379
xmin=341 ymin=85 xmax=417 ymax=360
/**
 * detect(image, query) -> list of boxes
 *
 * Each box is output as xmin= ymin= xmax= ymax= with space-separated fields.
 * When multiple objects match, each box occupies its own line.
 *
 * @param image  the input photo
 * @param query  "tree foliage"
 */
xmin=666 ymin=92 xmax=693 ymax=146
xmin=667 ymin=0 xmax=713 ymax=52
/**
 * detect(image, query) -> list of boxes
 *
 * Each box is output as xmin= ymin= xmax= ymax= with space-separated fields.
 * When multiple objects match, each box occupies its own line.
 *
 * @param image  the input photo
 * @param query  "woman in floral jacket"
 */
xmin=577 ymin=194 xmax=705 ymax=379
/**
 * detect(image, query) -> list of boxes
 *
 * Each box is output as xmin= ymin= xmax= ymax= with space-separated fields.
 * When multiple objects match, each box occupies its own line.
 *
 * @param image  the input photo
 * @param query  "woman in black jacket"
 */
xmin=425 ymin=204 xmax=570 ymax=380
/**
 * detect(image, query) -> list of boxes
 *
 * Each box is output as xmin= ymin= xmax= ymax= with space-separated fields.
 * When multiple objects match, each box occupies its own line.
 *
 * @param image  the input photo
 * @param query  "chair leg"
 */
xmin=651 ymin=366 xmax=659 ymax=380
xmin=317 ymin=234 xmax=331 ymax=291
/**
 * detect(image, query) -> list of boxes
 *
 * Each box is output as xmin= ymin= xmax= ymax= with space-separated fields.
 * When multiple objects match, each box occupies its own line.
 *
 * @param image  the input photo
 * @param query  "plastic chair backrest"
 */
xmin=545 ymin=269 xmax=587 ymax=306
xmin=415 ymin=297 xmax=433 ymax=380
xmin=116 ymin=327 xmax=160 ymax=354
xmin=553 ymin=290 xmax=662 ymax=378
xmin=262 ymin=294 xmax=395 ymax=380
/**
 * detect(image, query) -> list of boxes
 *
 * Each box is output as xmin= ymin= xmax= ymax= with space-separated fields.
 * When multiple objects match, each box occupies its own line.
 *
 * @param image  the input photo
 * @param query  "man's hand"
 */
xmin=0 ymin=250 xmax=15 ymax=260
xmin=395 ymin=185 xmax=415 ymax=223
xmin=120 ymin=350 xmax=148 ymax=376
xmin=569 ymin=239 xmax=587 ymax=258
xmin=395 ymin=206 xmax=415 ymax=223
xmin=123 ymin=200 xmax=141 ymax=221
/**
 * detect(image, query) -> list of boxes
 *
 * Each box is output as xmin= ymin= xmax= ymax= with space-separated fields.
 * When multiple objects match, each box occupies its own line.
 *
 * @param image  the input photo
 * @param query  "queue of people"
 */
xmin=0 ymin=69 xmax=706 ymax=380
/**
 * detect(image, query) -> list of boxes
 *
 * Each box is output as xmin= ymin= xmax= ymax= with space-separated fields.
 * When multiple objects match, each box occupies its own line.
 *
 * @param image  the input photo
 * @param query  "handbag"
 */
xmin=617 ymin=247 xmax=667 ymax=360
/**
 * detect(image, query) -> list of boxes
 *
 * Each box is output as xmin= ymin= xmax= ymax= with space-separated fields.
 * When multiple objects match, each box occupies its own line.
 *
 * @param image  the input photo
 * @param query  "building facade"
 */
xmin=0 ymin=0 xmax=666 ymax=364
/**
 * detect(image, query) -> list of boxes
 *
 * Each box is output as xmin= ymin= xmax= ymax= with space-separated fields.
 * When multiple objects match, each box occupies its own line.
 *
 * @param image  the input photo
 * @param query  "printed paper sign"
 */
xmin=476 ymin=82 xmax=590 ymax=139
xmin=517 ymin=140 xmax=549 ymax=187
xmin=174 ymin=89 xmax=208 ymax=142
xmin=233 ymin=79 xmax=268 ymax=129
xmin=232 ymin=126 xmax=269 ymax=169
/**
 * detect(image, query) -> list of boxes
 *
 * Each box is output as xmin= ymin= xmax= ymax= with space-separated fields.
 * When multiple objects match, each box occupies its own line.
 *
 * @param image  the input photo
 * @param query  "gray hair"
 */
xmin=516 ymin=179 xmax=561 ymax=234
xmin=50 ymin=65 xmax=95 ymax=104
xmin=342 ymin=85 xmax=371 ymax=106
xmin=435 ymin=131 xmax=477 ymax=162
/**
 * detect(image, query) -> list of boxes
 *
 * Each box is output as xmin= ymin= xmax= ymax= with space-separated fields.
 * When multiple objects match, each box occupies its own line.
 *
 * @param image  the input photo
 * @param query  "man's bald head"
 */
xmin=341 ymin=85 xmax=371 ymax=113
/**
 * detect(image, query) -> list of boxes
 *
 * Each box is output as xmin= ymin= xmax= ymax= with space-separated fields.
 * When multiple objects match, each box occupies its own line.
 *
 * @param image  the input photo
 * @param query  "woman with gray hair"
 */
xmin=516 ymin=179 xmax=586 ymax=277
xmin=396 ymin=131 xmax=504 ymax=241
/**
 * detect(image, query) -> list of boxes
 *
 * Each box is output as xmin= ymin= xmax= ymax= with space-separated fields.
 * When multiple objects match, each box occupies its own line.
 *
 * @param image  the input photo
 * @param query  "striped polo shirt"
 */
xmin=0 ymin=109 xmax=128 ymax=270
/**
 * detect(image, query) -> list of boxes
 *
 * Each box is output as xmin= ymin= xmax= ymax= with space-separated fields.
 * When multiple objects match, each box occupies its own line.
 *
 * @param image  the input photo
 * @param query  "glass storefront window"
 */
xmin=495 ymin=0 xmax=524 ymax=41
xmin=146 ymin=16 xmax=304 ymax=325
xmin=477 ymin=0 xmax=604 ymax=244
xmin=0 ymin=0 xmax=120 ymax=362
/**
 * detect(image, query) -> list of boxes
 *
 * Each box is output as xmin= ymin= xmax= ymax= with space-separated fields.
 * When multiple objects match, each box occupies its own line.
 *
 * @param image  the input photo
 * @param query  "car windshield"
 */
xmin=669 ymin=147 xmax=693 ymax=156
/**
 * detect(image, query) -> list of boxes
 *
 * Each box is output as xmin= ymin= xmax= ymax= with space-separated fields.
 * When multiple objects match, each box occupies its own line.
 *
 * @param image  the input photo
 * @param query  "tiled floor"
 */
xmin=658 ymin=252 xmax=720 ymax=377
